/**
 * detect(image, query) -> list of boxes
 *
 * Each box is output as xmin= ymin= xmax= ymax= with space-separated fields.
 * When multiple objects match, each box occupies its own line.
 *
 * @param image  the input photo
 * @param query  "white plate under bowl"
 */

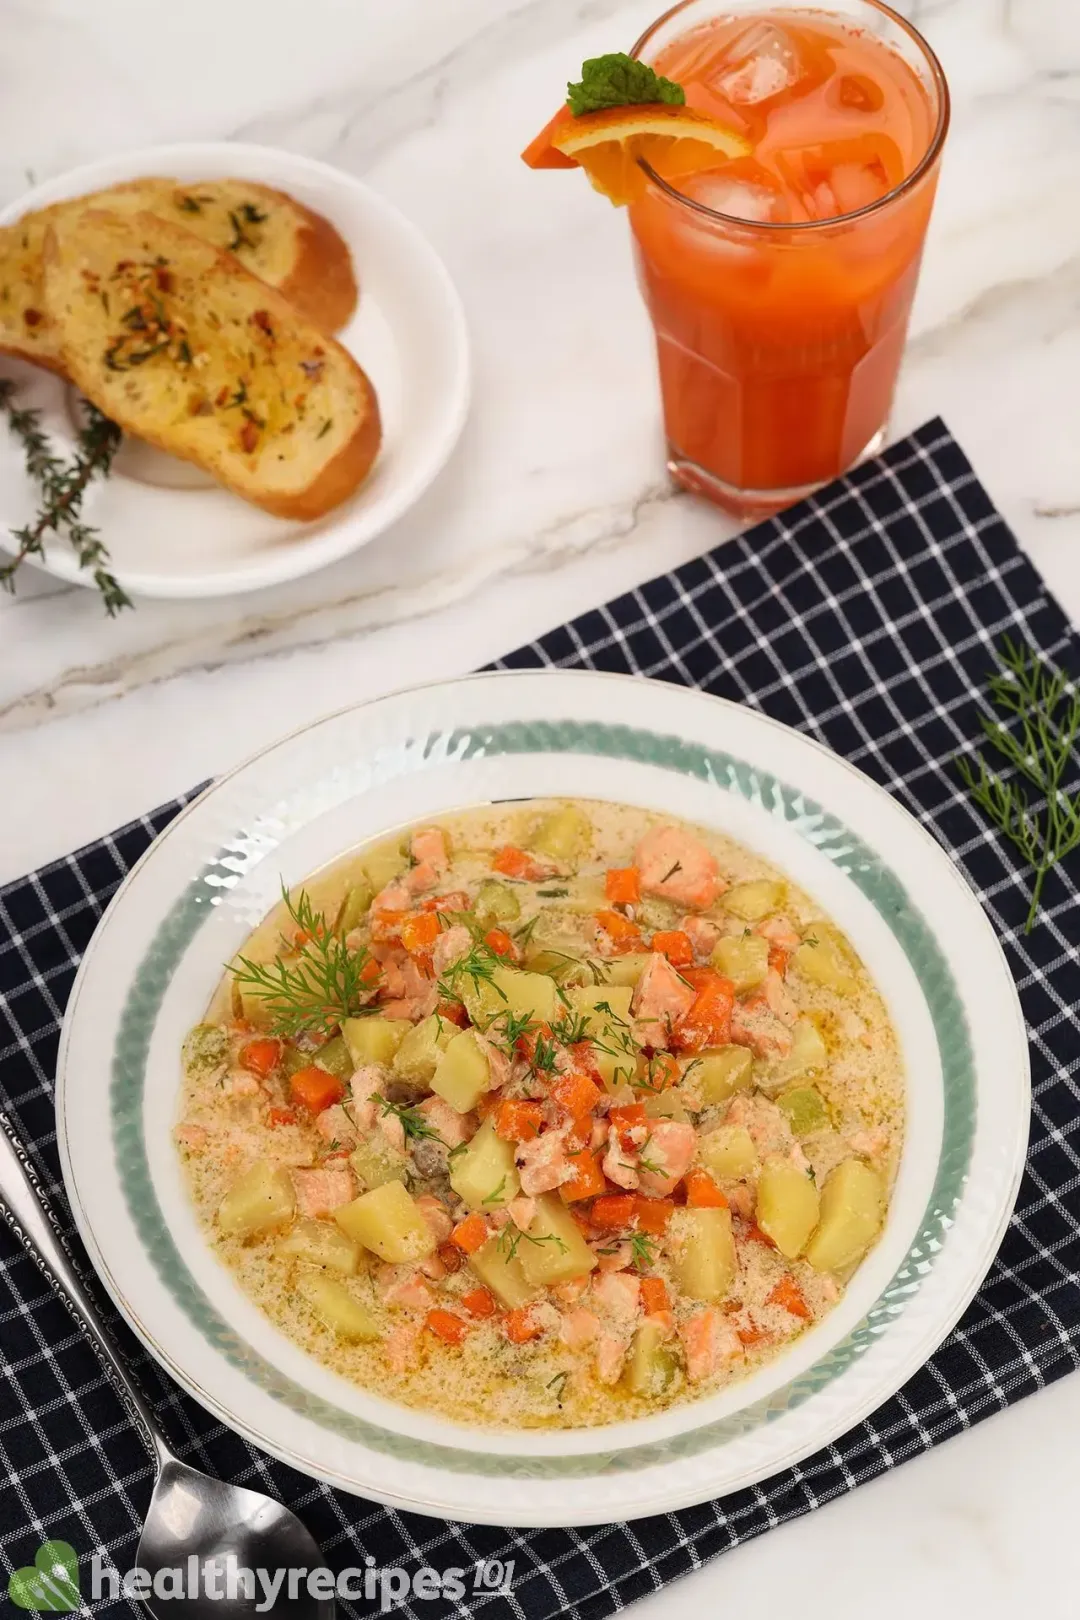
xmin=56 ymin=670 xmax=1029 ymax=1525
xmin=0 ymin=142 xmax=469 ymax=598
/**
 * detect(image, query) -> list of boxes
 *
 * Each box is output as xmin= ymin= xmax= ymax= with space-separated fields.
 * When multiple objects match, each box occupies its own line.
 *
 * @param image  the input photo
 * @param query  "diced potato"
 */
xmin=431 ymin=1028 xmax=495 ymax=1113
xmin=218 ymin=1162 xmax=296 ymax=1238
xmin=463 ymin=965 xmax=561 ymax=1031
xmin=600 ymin=953 xmax=651 ymax=989
xmin=682 ymin=1045 xmax=752 ymax=1107
xmin=773 ymin=1019 xmax=829 ymax=1084
xmin=335 ymin=877 xmax=373 ymax=934
xmin=359 ymin=840 xmax=408 ymax=891
xmin=699 ymin=1124 xmax=758 ymax=1180
xmin=777 ymin=1086 xmax=830 ymax=1137
xmin=529 ymin=804 xmax=593 ymax=864
xmin=334 ymin=1181 xmax=435 ymax=1263
xmin=638 ymin=897 xmax=680 ymax=932
xmin=567 ymin=983 xmax=634 ymax=1034
xmin=623 ymin=1317 xmax=680 ymax=1397
xmin=278 ymin=1218 xmax=362 ymax=1275
xmin=296 ymin=1273 xmax=380 ymax=1341
xmin=711 ymin=934 xmax=769 ymax=995
xmin=555 ymin=874 xmax=608 ymax=915
xmin=349 ymin=1136 xmax=408 ymax=1190
xmin=523 ymin=947 xmax=588 ymax=983
xmin=470 ymin=1236 xmax=538 ymax=1310
xmin=805 ymin=1159 xmax=883 ymax=1273
xmin=313 ymin=1034 xmax=353 ymax=1080
xmin=756 ymin=1157 xmax=820 ymax=1259
xmin=474 ymin=879 xmax=520 ymax=924
xmin=723 ymin=879 xmax=785 ymax=922
xmin=644 ymin=1090 xmax=690 ymax=1123
xmin=518 ymin=1194 xmax=597 ymax=1286
xmin=343 ymin=1014 xmax=411 ymax=1069
xmin=792 ymin=925 xmax=857 ymax=995
xmin=449 ymin=1118 xmax=520 ymax=1209
xmin=669 ymin=1208 xmax=737 ymax=1303
xmin=391 ymin=1014 xmax=453 ymax=1082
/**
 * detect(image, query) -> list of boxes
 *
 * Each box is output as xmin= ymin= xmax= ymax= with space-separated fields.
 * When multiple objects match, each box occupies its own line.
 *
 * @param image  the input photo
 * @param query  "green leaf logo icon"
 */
xmin=7 ymin=1542 xmax=80 ymax=1612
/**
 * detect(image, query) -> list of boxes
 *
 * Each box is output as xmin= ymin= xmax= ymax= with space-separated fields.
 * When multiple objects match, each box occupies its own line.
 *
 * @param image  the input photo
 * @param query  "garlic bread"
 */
xmin=44 ymin=208 xmax=379 ymax=521
xmin=0 ymin=177 xmax=357 ymax=373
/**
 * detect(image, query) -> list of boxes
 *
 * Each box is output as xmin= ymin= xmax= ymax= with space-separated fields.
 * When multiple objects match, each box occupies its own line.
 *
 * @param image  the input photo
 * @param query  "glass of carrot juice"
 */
xmin=628 ymin=1 xmax=949 ymax=512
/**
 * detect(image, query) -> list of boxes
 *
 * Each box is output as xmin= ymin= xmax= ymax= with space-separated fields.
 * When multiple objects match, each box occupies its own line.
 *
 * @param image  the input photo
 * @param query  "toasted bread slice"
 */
xmin=0 ymin=177 xmax=357 ymax=373
xmin=44 ymin=208 xmax=379 ymax=521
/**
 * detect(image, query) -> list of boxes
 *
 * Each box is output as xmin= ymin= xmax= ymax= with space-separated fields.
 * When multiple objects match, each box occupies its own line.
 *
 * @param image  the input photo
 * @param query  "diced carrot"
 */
xmin=521 ymin=106 xmax=578 ymax=169
xmin=634 ymin=1196 xmax=675 ymax=1235
xmin=484 ymin=927 xmax=515 ymax=958
xmin=437 ymin=1242 xmax=464 ymax=1273
xmin=768 ymin=943 xmax=791 ymax=976
xmin=551 ymin=1070 xmax=602 ymax=1118
xmin=239 ymin=1037 xmax=282 ymax=1078
xmin=766 ymin=1275 xmax=812 ymax=1320
xmin=609 ymin=1103 xmax=646 ymax=1131
xmin=640 ymin=1276 xmax=669 ymax=1315
xmin=685 ymin=1169 xmax=729 ymax=1208
xmin=493 ymin=1098 xmax=544 ymax=1143
xmin=650 ymin=930 xmax=695 ymax=968
xmin=737 ymin=1321 xmax=772 ymax=1347
xmin=604 ymin=866 xmax=641 ymax=906
xmin=426 ymin=1309 xmax=470 ymax=1346
xmin=563 ymin=1113 xmax=593 ymax=1152
xmin=745 ymin=1222 xmax=775 ymax=1247
xmin=673 ymin=969 xmax=735 ymax=1052
xmin=359 ymin=957 xmax=382 ymax=984
xmin=638 ymin=1051 xmax=680 ymax=1092
xmin=594 ymin=909 xmax=643 ymax=952
xmin=474 ymin=1093 xmax=497 ymax=1121
xmin=560 ymin=1149 xmax=607 ymax=1203
xmin=268 ymin=1106 xmax=296 ymax=1127
xmin=493 ymin=846 xmax=548 ymax=881
xmin=462 ymin=1287 xmax=497 ymax=1319
xmin=400 ymin=911 xmax=440 ymax=954
xmin=590 ymin=1193 xmax=637 ymax=1230
xmin=437 ymin=998 xmax=469 ymax=1027
xmin=504 ymin=1306 xmax=542 ymax=1344
xmin=289 ymin=1066 xmax=345 ymax=1114
xmin=450 ymin=1213 xmax=488 ymax=1254
xmin=421 ymin=890 xmax=470 ymax=913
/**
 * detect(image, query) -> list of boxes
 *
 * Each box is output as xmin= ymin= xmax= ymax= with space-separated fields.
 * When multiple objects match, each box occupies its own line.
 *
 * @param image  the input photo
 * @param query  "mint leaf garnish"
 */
xmin=567 ymin=53 xmax=686 ymax=117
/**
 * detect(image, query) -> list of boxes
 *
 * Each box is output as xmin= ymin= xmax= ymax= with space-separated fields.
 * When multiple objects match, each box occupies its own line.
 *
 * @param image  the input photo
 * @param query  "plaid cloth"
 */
xmin=2 ymin=417 xmax=1079 ymax=1619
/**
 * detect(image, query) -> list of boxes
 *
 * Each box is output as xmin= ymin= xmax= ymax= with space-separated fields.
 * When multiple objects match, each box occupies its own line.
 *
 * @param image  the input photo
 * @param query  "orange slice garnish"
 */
xmin=527 ymin=104 xmax=750 ymax=204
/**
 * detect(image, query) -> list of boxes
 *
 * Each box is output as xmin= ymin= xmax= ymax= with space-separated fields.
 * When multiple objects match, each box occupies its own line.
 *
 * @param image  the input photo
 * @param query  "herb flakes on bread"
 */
xmin=0 ymin=177 xmax=357 ymax=374
xmin=43 ymin=208 xmax=379 ymax=521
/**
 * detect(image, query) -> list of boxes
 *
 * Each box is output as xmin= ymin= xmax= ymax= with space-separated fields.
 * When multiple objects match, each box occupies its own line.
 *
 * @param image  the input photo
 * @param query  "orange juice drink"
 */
xmin=628 ymin=1 xmax=948 ymax=509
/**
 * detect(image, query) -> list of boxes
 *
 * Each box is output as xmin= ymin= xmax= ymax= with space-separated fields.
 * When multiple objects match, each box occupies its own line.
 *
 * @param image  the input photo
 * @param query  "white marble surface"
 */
xmin=2 ymin=0 xmax=1079 ymax=1605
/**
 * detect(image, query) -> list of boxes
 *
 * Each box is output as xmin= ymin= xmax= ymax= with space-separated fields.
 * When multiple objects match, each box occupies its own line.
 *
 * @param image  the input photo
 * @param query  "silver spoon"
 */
xmin=0 ymin=1110 xmax=335 ymax=1619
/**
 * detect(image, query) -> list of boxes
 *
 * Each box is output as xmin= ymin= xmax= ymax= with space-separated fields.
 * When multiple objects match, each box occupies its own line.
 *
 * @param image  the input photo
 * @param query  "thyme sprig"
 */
xmin=0 ymin=379 xmax=128 ymax=614
xmin=231 ymin=884 xmax=376 ymax=1036
xmin=955 ymin=637 xmax=1080 ymax=931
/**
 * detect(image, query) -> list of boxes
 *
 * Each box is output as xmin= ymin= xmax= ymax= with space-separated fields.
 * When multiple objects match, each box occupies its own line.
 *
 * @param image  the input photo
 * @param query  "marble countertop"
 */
xmin=2 ymin=0 xmax=1078 ymax=1606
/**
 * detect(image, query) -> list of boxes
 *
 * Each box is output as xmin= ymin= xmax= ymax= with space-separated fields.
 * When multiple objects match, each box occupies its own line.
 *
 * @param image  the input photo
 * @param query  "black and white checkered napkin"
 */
xmin=3 ymin=418 xmax=1079 ymax=1619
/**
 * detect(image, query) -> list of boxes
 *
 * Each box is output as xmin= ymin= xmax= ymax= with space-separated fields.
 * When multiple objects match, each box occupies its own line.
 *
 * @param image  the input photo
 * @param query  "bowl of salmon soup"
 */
xmin=56 ymin=670 xmax=1029 ymax=1524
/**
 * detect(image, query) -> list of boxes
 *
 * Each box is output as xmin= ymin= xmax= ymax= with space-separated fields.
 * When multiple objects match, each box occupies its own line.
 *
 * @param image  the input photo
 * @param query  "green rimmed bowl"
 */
xmin=56 ymin=670 xmax=1029 ymax=1525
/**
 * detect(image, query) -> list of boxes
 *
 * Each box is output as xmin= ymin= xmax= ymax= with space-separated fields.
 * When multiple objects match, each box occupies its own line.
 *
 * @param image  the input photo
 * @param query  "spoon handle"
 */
xmin=0 ymin=1108 xmax=170 ymax=1470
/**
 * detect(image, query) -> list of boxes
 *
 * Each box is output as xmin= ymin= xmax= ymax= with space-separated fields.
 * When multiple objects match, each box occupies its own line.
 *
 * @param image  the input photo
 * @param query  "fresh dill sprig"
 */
xmin=0 ymin=380 xmax=128 ymax=614
xmin=497 ymin=1225 xmax=568 ymax=1262
xmin=955 ymin=636 xmax=1080 ymax=931
xmin=375 ymin=1094 xmax=444 ymax=1144
xmin=628 ymin=1231 xmax=659 ymax=1270
xmin=437 ymin=940 xmax=506 ymax=1008
xmin=231 ymin=884 xmax=376 ymax=1036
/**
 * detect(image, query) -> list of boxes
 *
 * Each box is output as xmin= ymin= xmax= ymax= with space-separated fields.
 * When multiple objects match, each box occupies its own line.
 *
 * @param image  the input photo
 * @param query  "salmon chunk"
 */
xmin=432 ymin=924 xmax=472 ymax=976
xmin=635 ymin=824 xmax=723 ymax=909
xmin=516 ymin=1128 xmax=571 ymax=1196
xmin=291 ymin=1165 xmax=356 ymax=1218
xmin=632 ymin=953 xmax=696 ymax=1047
xmin=637 ymin=1120 xmax=697 ymax=1197
xmin=315 ymin=1103 xmax=358 ymax=1148
xmin=679 ymin=1306 xmax=739 ymax=1382
xmin=410 ymin=827 xmax=449 ymax=875
xmin=602 ymin=1123 xmax=639 ymax=1190
xmin=731 ymin=996 xmax=794 ymax=1059
xmin=680 ymin=914 xmax=722 ymax=959
xmin=596 ymin=1332 xmax=631 ymax=1385
xmin=559 ymin=1307 xmax=601 ymax=1350
xmin=591 ymin=1270 xmax=641 ymax=1323
xmin=415 ymin=1194 xmax=453 ymax=1246
xmin=418 ymin=1095 xmax=475 ymax=1148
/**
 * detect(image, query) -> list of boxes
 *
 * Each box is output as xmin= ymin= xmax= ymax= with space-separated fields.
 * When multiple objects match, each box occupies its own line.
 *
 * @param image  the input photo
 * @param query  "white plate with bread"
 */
xmin=0 ymin=143 xmax=469 ymax=598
